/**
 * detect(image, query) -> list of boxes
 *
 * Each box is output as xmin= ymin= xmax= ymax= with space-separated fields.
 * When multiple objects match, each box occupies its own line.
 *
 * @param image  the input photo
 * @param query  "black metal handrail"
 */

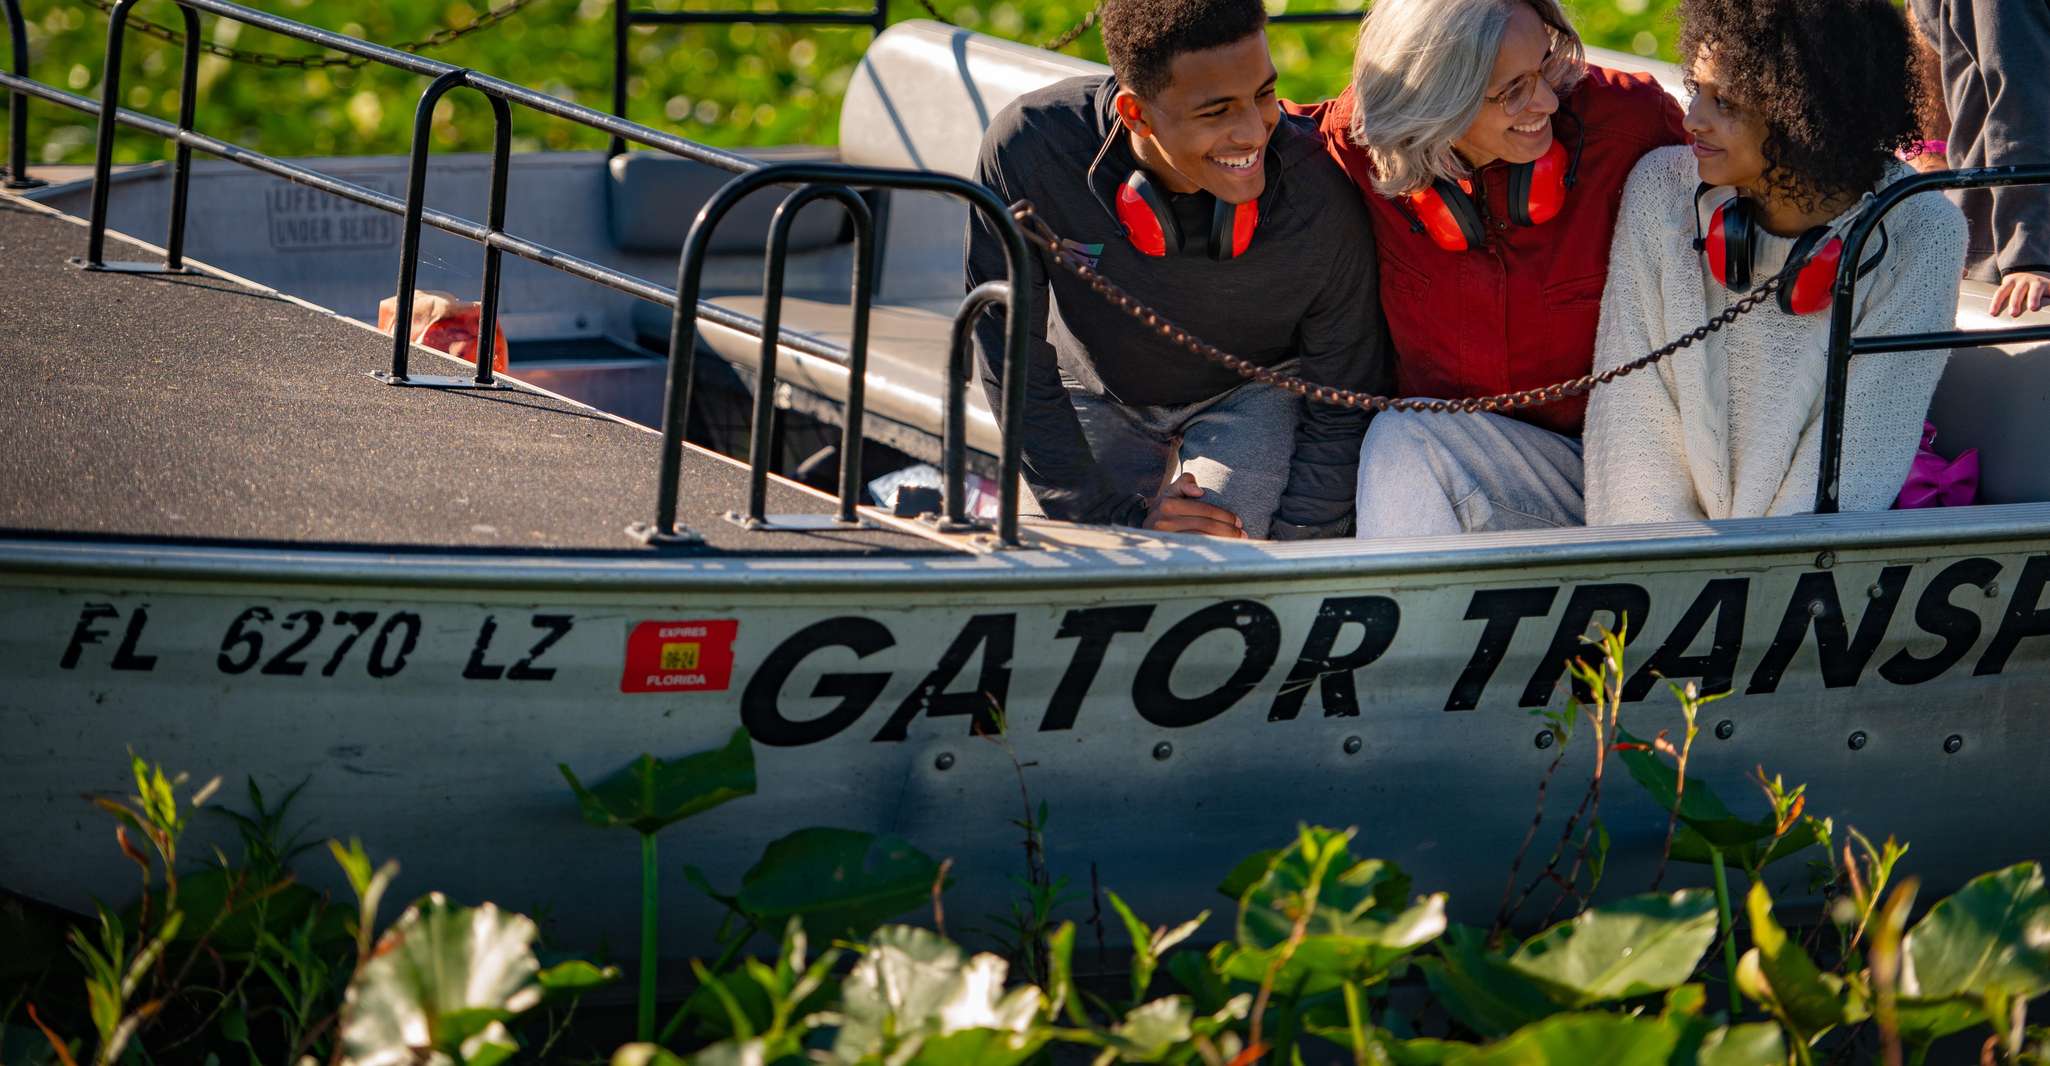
xmin=1819 ymin=166 xmax=2050 ymax=513
xmin=7 ymin=0 xmax=1036 ymax=547
xmin=641 ymin=161 xmax=1032 ymax=549
xmin=1 ymin=0 xmax=38 ymax=188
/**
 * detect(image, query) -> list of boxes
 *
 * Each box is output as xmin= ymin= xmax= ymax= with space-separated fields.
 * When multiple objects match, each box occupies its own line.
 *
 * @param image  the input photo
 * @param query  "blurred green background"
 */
xmin=9 ymin=0 xmax=1677 ymax=166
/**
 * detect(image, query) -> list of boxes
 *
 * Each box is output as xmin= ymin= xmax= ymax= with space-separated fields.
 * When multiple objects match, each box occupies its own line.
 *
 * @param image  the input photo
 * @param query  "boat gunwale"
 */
xmin=6 ymin=502 xmax=2049 ymax=594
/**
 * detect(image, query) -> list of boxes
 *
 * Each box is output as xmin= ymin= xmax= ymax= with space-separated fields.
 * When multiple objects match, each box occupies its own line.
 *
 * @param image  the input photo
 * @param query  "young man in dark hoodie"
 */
xmin=963 ymin=0 xmax=1389 ymax=539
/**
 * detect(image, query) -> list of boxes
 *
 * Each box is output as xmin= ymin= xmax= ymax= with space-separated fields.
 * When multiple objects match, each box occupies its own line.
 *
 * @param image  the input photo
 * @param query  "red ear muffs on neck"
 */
xmin=1699 ymin=188 xmax=1882 ymax=316
xmin=1114 ymin=169 xmax=1258 ymax=260
xmin=1406 ymin=138 xmax=1573 ymax=252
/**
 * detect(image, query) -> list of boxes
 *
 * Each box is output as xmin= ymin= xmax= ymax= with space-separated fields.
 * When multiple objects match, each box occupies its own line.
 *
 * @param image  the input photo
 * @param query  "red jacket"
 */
xmin=1290 ymin=67 xmax=1685 ymax=435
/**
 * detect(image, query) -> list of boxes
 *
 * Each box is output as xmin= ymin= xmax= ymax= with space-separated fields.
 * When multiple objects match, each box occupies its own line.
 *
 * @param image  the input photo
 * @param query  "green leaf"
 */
xmin=828 ymin=926 xmax=1042 ymax=1066
xmin=1741 ymin=881 xmax=1845 ymax=1038
xmin=338 ymin=893 xmax=543 ymax=1064
xmin=1668 ymin=818 xmax=1823 ymax=870
xmin=537 ymin=959 xmax=622 ymax=994
xmin=1616 ymin=731 xmax=1770 ymax=849
xmin=1226 ymin=827 xmax=1444 ymax=992
xmin=735 ymin=828 xmax=940 ymax=942
xmin=1099 ymin=996 xmax=1195 ymax=1062
xmin=1902 ymin=862 xmax=2050 ymax=1002
xmin=1508 ymin=890 xmax=1717 ymax=1008
xmin=1416 ymin=925 xmax=1559 ymax=1038
xmin=559 ymin=729 xmax=756 ymax=835
xmin=1218 ymin=849 xmax=1279 ymax=902
xmin=1452 ymin=1012 xmax=1680 ymax=1066
xmin=1893 ymin=997 xmax=1984 ymax=1044
xmin=1691 ymin=1023 xmax=1786 ymax=1066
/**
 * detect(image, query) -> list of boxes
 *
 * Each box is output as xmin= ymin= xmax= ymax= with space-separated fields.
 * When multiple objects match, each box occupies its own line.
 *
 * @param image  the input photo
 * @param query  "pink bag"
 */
xmin=1895 ymin=422 xmax=1978 ymax=509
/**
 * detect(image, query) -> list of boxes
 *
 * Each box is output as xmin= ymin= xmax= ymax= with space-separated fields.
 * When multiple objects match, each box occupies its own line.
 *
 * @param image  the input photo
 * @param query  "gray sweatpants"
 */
xmin=1042 ymin=376 xmax=1301 ymax=538
xmin=1354 ymin=409 xmax=1584 ymax=538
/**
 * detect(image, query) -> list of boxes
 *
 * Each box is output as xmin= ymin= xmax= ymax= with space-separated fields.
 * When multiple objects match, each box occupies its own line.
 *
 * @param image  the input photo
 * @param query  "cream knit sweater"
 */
xmin=1583 ymin=146 xmax=1966 ymax=525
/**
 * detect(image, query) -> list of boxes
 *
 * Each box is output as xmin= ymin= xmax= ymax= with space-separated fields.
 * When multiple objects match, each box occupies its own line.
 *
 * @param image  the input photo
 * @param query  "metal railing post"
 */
xmin=2 ymin=0 xmax=41 ymax=189
xmin=1818 ymin=164 xmax=2050 ymax=513
xmin=82 ymin=0 xmax=138 ymax=268
xmin=735 ymin=183 xmax=871 ymax=528
xmin=375 ymin=68 xmax=516 ymax=390
xmin=162 ymin=2 xmax=199 ymax=269
xmin=609 ymin=0 xmax=628 ymax=158
xmin=473 ymin=86 xmax=513 ymax=386
xmin=78 ymin=0 xmax=199 ymax=272
xmin=945 ymin=281 xmax=1009 ymax=529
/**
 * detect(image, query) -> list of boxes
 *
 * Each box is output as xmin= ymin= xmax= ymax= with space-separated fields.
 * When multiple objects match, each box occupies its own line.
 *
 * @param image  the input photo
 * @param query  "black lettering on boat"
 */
xmin=873 ymin=613 xmax=1014 ymax=741
xmin=368 ymin=612 xmax=422 ymax=679
xmin=60 ymin=604 xmax=118 ymax=670
xmin=259 ymin=609 xmax=325 ymax=677
xmin=217 ymin=606 xmax=274 ymax=675
xmin=1881 ymin=558 xmax=2001 ymax=685
xmin=1041 ymin=605 xmax=1155 ymax=731
xmin=1623 ymin=578 xmax=1748 ymax=701
xmin=60 ymin=603 xmax=156 ymax=671
xmin=464 ymin=616 xmax=509 ymax=680
xmin=507 ymin=614 xmax=573 ymax=681
xmin=1975 ymin=554 xmax=2050 ymax=677
xmin=1445 ymin=588 xmax=1556 ymax=712
xmin=1519 ymin=584 xmax=1650 ymax=708
xmin=742 ymin=617 xmax=894 ymax=747
xmin=1269 ymin=596 xmax=1400 ymax=721
xmin=1133 ymin=600 xmax=1280 ymax=728
xmin=1747 ymin=566 xmax=1912 ymax=694
xmin=324 ymin=611 xmax=378 ymax=677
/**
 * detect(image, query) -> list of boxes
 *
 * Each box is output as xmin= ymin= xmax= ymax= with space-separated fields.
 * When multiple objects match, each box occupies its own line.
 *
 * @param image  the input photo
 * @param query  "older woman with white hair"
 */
xmin=1291 ymin=0 xmax=1685 ymax=537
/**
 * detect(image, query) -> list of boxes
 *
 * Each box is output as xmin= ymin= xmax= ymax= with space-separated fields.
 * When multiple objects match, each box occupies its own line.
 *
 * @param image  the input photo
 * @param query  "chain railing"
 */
xmin=84 ymin=0 xmax=547 ymax=69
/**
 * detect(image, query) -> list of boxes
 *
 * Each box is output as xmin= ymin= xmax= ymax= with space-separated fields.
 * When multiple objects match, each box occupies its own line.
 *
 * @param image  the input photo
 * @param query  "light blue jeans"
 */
xmin=1054 ymin=375 xmax=1301 ymax=538
xmin=1355 ymin=409 xmax=1584 ymax=538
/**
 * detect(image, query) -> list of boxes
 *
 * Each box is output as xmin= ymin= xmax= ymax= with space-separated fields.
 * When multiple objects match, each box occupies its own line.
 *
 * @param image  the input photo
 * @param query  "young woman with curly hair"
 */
xmin=1580 ymin=0 xmax=1967 ymax=525
xmin=1289 ymin=0 xmax=1686 ymax=539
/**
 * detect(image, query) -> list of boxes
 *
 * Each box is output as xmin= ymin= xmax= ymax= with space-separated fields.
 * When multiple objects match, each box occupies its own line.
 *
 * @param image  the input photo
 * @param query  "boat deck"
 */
xmin=0 ymin=200 xmax=936 ymax=556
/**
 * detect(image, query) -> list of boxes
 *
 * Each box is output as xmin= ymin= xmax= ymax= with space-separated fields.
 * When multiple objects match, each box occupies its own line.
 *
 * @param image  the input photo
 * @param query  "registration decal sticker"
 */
xmin=622 ymin=619 xmax=738 ymax=693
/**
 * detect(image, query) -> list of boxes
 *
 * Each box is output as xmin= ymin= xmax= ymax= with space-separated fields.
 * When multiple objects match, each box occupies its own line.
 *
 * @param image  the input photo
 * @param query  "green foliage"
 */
xmin=560 ymin=729 xmax=757 ymax=836
xmin=1900 ymin=862 xmax=2050 ymax=1004
xmin=734 ymin=828 xmax=942 ymax=943
xmin=1736 ymin=882 xmax=1853 ymax=1045
xmin=337 ymin=893 xmax=545 ymax=1066
xmin=11 ymin=0 xmax=1679 ymax=169
xmin=1221 ymin=826 xmax=1447 ymax=994
xmin=1507 ymin=890 xmax=1717 ymax=1008
xmin=826 ymin=925 xmax=1045 ymax=1066
xmin=1416 ymin=925 xmax=1558 ymax=1038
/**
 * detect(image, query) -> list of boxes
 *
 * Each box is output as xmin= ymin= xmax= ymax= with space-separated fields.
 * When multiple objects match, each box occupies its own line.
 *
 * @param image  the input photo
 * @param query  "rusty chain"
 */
xmin=1010 ymin=200 xmax=1795 ymax=415
xmin=86 ymin=0 xmax=547 ymax=70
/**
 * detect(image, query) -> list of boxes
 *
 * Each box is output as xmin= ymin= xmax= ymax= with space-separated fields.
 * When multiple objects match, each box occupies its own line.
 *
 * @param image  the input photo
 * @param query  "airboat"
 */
xmin=2 ymin=0 xmax=2048 ymax=960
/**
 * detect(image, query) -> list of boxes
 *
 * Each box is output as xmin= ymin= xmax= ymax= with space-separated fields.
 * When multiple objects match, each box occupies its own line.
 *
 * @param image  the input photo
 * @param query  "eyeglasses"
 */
xmin=1483 ymin=39 xmax=1576 ymax=117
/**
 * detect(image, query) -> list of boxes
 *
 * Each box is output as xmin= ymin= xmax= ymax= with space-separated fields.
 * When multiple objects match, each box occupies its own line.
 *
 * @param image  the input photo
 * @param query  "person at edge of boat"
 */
xmin=1905 ymin=0 xmax=2050 ymax=318
xmin=1580 ymin=0 xmax=1967 ymax=525
xmin=963 ymin=0 xmax=1392 ymax=540
xmin=1284 ymin=0 xmax=1685 ymax=539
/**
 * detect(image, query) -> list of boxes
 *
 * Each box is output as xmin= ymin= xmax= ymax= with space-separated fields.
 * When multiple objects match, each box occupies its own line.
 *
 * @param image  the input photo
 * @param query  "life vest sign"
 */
xmin=621 ymin=619 xmax=738 ymax=693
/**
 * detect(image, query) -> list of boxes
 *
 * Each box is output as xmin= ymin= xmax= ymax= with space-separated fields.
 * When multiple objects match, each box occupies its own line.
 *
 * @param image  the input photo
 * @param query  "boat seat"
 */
xmin=1925 ymin=283 xmax=2050 ymax=505
xmin=606 ymin=144 xmax=849 ymax=255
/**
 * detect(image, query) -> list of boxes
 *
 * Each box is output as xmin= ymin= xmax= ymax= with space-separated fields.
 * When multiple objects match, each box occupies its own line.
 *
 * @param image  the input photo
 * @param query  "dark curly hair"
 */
xmin=1100 ymin=0 xmax=1267 ymax=100
xmin=1677 ymin=0 xmax=1925 ymax=211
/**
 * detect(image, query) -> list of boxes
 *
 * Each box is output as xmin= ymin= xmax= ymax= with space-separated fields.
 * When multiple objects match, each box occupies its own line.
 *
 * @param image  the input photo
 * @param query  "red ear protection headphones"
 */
xmin=1086 ymin=108 xmax=1266 ymax=261
xmin=1112 ymin=171 xmax=1260 ymax=259
xmin=1693 ymin=183 xmax=1888 ymax=316
xmin=1406 ymin=136 xmax=1575 ymax=252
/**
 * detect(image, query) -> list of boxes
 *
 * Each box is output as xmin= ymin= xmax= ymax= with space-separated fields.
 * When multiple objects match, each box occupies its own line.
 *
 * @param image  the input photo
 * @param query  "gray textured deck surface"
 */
xmin=0 ymin=202 xmax=933 ymax=555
